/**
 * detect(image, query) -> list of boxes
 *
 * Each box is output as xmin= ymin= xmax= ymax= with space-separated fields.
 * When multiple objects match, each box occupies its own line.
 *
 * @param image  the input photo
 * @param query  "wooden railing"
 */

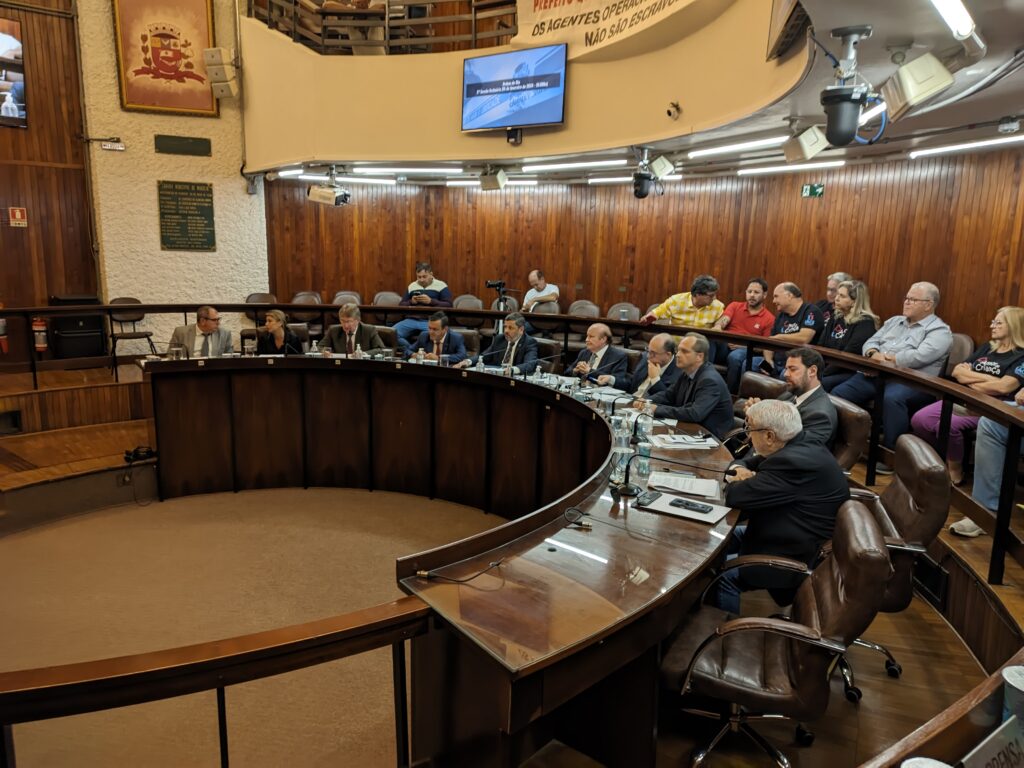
xmin=0 ymin=596 xmax=430 ymax=766
xmin=247 ymin=0 xmax=517 ymax=55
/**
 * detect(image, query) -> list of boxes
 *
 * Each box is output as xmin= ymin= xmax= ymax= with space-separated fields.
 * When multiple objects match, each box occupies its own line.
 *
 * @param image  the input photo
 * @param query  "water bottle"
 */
xmin=310 ymin=339 xmax=319 ymax=355
xmin=636 ymin=442 xmax=652 ymax=480
xmin=355 ymin=343 xmax=363 ymax=359
xmin=0 ymin=93 xmax=16 ymax=118
xmin=475 ymin=357 xmax=484 ymax=372
xmin=636 ymin=412 xmax=653 ymax=441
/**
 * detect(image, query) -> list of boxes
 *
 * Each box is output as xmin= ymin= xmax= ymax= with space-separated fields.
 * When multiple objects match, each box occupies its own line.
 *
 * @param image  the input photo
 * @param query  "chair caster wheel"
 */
xmin=885 ymin=660 xmax=902 ymax=678
xmin=845 ymin=685 xmax=863 ymax=703
xmin=795 ymin=724 xmax=815 ymax=746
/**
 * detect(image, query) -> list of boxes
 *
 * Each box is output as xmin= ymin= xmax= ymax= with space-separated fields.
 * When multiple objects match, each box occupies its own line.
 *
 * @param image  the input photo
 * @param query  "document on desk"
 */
xmin=649 ymin=433 xmax=717 ymax=450
xmin=635 ymin=494 xmax=731 ymax=524
xmin=647 ymin=471 xmax=719 ymax=498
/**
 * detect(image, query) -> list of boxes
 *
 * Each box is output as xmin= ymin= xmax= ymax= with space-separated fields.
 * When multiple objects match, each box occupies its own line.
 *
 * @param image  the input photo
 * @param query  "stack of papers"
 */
xmin=649 ymin=433 xmax=718 ymax=450
xmin=647 ymin=471 xmax=719 ymax=498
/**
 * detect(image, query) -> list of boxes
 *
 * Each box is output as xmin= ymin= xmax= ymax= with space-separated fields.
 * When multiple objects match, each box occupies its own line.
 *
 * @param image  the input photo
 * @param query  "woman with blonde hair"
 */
xmin=257 ymin=309 xmax=303 ymax=355
xmin=819 ymin=279 xmax=881 ymax=391
xmin=912 ymin=306 xmax=1024 ymax=487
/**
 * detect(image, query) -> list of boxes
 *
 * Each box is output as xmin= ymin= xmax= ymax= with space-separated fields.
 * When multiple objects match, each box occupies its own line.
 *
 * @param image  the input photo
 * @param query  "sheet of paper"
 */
xmin=647 ymin=471 xmax=719 ymax=498
xmin=650 ymin=433 xmax=717 ymax=450
xmin=634 ymin=494 xmax=731 ymax=525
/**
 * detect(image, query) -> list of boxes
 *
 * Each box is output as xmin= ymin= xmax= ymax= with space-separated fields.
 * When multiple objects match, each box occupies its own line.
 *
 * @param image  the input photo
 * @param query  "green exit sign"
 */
xmin=802 ymin=183 xmax=824 ymax=198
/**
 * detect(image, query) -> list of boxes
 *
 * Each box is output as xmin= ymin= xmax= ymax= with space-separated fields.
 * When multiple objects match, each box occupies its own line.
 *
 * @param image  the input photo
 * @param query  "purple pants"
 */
xmin=910 ymin=400 xmax=979 ymax=461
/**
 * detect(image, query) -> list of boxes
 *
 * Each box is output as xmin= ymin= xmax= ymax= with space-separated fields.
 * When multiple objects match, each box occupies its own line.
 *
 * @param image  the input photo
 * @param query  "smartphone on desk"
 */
xmin=669 ymin=497 xmax=714 ymax=514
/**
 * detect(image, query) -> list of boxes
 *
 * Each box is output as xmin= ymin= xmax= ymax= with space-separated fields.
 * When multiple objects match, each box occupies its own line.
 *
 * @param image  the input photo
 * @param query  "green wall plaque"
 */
xmin=158 ymin=181 xmax=216 ymax=252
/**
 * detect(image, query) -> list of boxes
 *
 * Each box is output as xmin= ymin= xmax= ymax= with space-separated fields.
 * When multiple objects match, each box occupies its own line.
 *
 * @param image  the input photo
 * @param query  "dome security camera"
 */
xmin=633 ymin=171 xmax=654 ymax=199
xmin=820 ymin=84 xmax=869 ymax=146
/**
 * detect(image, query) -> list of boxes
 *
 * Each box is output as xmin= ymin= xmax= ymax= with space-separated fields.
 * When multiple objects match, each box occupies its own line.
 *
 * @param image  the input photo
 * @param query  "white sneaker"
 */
xmin=950 ymin=518 xmax=985 ymax=537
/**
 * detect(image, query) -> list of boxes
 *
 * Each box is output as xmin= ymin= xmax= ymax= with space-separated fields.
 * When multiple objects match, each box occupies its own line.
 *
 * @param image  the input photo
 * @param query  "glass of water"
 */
xmin=243 ymin=339 xmax=256 ymax=357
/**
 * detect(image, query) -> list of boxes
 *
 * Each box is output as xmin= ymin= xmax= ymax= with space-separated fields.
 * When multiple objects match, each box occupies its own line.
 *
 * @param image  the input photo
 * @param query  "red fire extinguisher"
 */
xmin=32 ymin=316 xmax=47 ymax=352
xmin=0 ymin=302 xmax=7 ymax=355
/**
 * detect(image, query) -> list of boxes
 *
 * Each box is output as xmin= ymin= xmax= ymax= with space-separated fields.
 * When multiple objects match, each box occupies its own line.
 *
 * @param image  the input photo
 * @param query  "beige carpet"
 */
xmin=0 ymin=488 xmax=501 ymax=767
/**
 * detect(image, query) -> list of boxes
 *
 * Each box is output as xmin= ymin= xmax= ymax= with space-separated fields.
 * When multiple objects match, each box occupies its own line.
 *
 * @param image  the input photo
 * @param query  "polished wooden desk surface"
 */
xmin=400 ymin=427 xmax=735 ymax=676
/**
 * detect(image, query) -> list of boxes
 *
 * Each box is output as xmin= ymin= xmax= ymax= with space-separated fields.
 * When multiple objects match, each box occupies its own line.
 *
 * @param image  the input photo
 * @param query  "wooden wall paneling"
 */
xmin=0 ymin=382 xmax=148 ymax=433
xmin=537 ymin=402 xmax=583 ymax=507
xmin=432 ymin=378 xmax=487 ymax=508
xmin=264 ymin=150 xmax=1024 ymax=342
xmin=487 ymin=389 xmax=537 ymax=518
xmin=154 ymin=372 xmax=233 ymax=498
xmin=371 ymin=374 xmax=432 ymax=496
xmin=303 ymin=370 xmax=371 ymax=488
xmin=230 ymin=370 xmax=305 ymax=489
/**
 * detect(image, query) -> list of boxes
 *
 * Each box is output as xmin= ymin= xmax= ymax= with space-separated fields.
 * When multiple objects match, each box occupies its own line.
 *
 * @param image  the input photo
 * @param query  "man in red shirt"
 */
xmin=715 ymin=277 xmax=776 ymax=393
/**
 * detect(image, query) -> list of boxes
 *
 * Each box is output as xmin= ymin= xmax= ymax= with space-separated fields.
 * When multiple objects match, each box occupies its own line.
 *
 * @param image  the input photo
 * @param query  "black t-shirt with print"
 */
xmin=967 ymin=343 xmax=1024 ymax=383
xmin=773 ymin=301 xmax=825 ymax=344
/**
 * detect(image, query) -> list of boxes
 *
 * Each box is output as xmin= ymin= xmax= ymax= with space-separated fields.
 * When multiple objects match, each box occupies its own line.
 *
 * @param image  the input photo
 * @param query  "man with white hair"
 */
xmin=831 ymin=281 xmax=952 ymax=472
xmin=711 ymin=399 xmax=850 ymax=613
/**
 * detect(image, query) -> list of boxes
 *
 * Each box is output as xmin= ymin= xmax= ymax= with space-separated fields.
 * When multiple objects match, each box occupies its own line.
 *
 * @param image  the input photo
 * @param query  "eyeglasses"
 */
xmin=903 ymin=297 xmax=931 ymax=303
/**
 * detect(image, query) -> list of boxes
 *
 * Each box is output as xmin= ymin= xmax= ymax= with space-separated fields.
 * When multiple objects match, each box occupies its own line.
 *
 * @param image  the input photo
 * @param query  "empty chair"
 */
xmin=290 ymin=291 xmax=324 ymax=338
xmin=565 ymin=300 xmax=601 ymax=352
xmin=837 ymin=433 xmax=949 ymax=701
xmin=607 ymin=302 xmax=640 ymax=322
xmin=287 ymin=322 xmax=311 ymax=352
xmin=533 ymin=337 xmax=562 ymax=373
xmin=481 ymin=296 xmax=520 ymax=340
xmin=245 ymin=292 xmax=277 ymax=327
xmin=373 ymin=291 xmax=403 ymax=306
xmin=490 ymin=296 xmax=519 ymax=313
xmin=829 ymin=394 xmax=871 ymax=471
xmin=374 ymin=325 xmax=398 ymax=356
xmin=452 ymin=294 xmax=485 ymax=329
xmin=659 ymin=501 xmax=892 ymax=767
xmin=332 ymin=290 xmax=362 ymax=306
xmin=460 ymin=329 xmax=481 ymax=360
xmin=109 ymin=297 xmax=157 ymax=381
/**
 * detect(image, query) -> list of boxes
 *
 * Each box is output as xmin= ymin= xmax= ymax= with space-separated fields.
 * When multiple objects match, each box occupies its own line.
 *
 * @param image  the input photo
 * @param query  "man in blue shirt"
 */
xmin=408 ymin=311 xmax=467 ymax=364
xmin=831 ymin=281 xmax=952 ymax=470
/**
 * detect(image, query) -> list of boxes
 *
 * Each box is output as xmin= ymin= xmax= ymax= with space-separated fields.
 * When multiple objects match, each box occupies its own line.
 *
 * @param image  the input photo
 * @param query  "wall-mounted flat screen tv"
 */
xmin=462 ymin=44 xmax=567 ymax=132
xmin=0 ymin=19 xmax=25 ymax=128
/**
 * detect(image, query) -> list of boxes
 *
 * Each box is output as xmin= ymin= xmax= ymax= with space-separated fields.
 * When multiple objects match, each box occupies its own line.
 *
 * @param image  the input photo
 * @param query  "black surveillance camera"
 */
xmin=820 ymin=84 xmax=869 ymax=146
xmin=485 ymin=279 xmax=506 ymax=289
xmin=632 ymin=171 xmax=654 ymax=199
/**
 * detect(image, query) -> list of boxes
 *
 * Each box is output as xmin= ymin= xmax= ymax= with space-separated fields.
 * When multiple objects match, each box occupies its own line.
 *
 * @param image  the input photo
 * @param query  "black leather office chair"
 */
xmin=109 ymin=297 xmax=157 ymax=381
xmin=660 ymin=501 xmax=892 ymax=767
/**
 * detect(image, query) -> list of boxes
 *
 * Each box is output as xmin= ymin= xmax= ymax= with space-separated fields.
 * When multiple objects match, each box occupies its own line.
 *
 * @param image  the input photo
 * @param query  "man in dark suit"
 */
xmin=596 ymin=332 xmax=679 ymax=398
xmin=459 ymin=312 xmax=539 ymax=373
xmin=408 ymin=311 xmax=467 ymax=364
xmin=321 ymin=303 xmax=385 ymax=355
xmin=642 ymin=332 xmax=733 ymax=439
xmin=744 ymin=346 xmax=838 ymax=448
xmin=565 ymin=323 xmax=628 ymax=379
xmin=712 ymin=399 xmax=850 ymax=613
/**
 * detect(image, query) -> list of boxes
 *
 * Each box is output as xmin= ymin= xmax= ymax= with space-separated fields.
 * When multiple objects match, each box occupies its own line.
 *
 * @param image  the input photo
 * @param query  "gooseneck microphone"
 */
xmin=615 ymin=453 xmax=737 ymax=497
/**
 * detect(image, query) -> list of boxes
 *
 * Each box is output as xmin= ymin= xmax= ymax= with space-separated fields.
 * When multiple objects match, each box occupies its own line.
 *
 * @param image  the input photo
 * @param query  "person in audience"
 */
xmin=745 ymin=347 xmax=838 ymax=448
xmin=831 ymin=281 xmax=952 ymax=473
xmin=458 ymin=312 xmax=538 ymax=373
xmin=169 ymin=305 xmax=233 ymax=358
xmin=408 ymin=311 xmax=467 ymax=364
xmin=757 ymin=282 xmax=826 ymax=375
xmin=814 ymin=271 xmax=854 ymax=326
xmin=522 ymin=270 xmax=559 ymax=312
xmin=321 ymin=303 xmax=385 ymax=355
xmin=711 ymin=399 xmax=850 ymax=613
xmin=640 ymin=332 xmax=733 ymax=439
xmin=597 ymin=332 xmax=678 ymax=398
xmin=716 ymin=277 xmax=776 ymax=392
xmin=819 ymin=279 xmax=881 ymax=391
xmin=960 ymin=386 xmax=1024 ymax=537
xmin=912 ymin=306 xmax=1024 ymax=485
xmin=640 ymin=274 xmax=723 ymax=329
xmin=257 ymin=309 xmax=303 ymax=355
xmin=566 ymin=323 xmax=628 ymax=378
xmin=393 ymin=262 xmax=453 ymax=354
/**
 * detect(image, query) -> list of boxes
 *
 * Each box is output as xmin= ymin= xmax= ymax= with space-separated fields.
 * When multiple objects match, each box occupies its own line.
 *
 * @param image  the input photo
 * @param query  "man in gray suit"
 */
xmin=169 ymin=305 xmax=234 ymax=358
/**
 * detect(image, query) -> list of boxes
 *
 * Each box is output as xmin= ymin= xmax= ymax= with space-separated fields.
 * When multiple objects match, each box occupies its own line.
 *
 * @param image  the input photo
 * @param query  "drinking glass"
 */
xmin=243 ymin=339 xmax=256 ymax=357
xmin=440 ymin=354 xmax=451 ymax=368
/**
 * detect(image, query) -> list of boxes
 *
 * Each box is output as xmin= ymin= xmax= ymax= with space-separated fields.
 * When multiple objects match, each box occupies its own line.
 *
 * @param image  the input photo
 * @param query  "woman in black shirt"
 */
xmin=257 ymin=309 xmax=303 ymax=355
xmin=820 ymin=280 xmax=880 ymax=391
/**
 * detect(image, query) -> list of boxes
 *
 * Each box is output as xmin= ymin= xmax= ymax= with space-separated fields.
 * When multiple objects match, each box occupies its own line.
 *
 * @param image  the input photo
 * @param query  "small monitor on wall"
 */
xmin=0 ymin=19 xmax=25 ymax=129
xmin=462 ymin=44 xmax=567 ymax=133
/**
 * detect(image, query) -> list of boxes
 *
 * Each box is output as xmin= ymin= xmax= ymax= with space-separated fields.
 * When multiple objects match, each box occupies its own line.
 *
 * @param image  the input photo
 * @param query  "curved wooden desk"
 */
xmin=150 ymin=357 xmax=736 ymax=766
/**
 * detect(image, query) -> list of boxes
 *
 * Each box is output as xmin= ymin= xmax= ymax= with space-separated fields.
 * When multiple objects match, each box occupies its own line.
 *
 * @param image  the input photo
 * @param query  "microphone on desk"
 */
xmin=629 ymin=410 xmax=678 ymax=444
xmin=615 ymin=453 xmax=737 ymax=497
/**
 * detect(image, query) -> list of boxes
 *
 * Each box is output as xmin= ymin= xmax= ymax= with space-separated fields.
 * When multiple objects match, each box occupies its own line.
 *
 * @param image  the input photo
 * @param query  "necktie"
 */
xmin=502 ymin=339 xmax=515 ymax=366
xmin=434 ymin=340 xmax=441 ymax=356
xmin=347 ymin=333 xmax=354 ymax=354
xmin=589 ymin=352 xmax=598 ymax=368
xmin=201 ymin=333 xmax=210 ymax=357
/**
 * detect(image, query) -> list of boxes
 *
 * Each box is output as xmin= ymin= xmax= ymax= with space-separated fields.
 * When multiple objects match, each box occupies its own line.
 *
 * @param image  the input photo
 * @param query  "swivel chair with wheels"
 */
xmin=837 ymin=433 xmax=949 ymax=702
xmin=659 ymin=501 xmax=892 ymax=767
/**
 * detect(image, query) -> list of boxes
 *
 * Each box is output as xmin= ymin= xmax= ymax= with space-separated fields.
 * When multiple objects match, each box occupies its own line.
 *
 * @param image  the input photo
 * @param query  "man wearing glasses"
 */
xmin=831 ymin=282 xmax=952 ymax=472
xmin=711 ymin=400 xmax=850 ymax=613
xmin=169 ymin=306 xmax=234 ymax=358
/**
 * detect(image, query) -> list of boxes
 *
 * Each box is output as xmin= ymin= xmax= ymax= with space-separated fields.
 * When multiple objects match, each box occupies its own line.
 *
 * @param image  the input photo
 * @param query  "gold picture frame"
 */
xmin=112 ymin=0 xmax=219 ymax=117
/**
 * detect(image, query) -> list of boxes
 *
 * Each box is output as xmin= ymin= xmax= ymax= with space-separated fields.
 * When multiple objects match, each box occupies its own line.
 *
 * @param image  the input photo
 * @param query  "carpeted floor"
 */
xmin=0 ymin=488 xmax=501 ymax=767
